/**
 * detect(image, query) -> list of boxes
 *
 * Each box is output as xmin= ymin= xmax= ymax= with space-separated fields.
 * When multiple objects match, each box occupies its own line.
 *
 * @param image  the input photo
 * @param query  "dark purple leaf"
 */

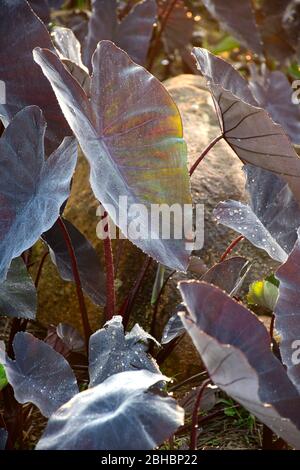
xmin=36 ymin=370 xmax=184 ymax=450
xmin=45 ymin=323 xmax=85 ymax=357
xmin=89 ymin=316 xmax=159 ymax=387
xmin=0 ymin=332 xmax=78 ymax=418
xmin=0 ymin=428 xmax=7 ymax=450
xmin=179 ymin=281 xmax=300 ymax=449
xmin=29 ymin=0 xmax=64 ymax=22
xmin=202 ymin=0 xmax=263 ymax=55
xmin=161 ymin=305 xmax=185 ymax=344
xmin=193 ymin=48 xmax=300 ymax=203
xmin=84 ymin=0 xmax=157 ymax=69
xmin=214 ymin=165 xmax=300 ymax=263
xmin=202 ymin=256 xmax=250 ymax=296
xmin=275 ymin=230 xmax=300 ymax=392
xmin=158 ymin=0 xmax=194 ymax=54
xmin=249 ymin=65 xmax=300 ymax=145
xmin=0 ymin=106 xmax=77 ymax=281
xmin=42 ymin=219 xmax=106 ymax=306
xmin=258 ymin=0 xmax=294 ymax=62
xmin=34 ymin=41 xmax=192 ymax=272
xmin=0 ymin=0 xmax=70 ymax=154
xmin=29 ymin=0 xmax=50 ymax=23
xmin=0 ymin=258 xmax=37 ymax=320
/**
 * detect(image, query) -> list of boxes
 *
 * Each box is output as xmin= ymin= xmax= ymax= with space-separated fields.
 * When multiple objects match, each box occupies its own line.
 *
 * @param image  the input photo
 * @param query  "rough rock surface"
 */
xmin=36 ymin=74 xmax=277 ymax=377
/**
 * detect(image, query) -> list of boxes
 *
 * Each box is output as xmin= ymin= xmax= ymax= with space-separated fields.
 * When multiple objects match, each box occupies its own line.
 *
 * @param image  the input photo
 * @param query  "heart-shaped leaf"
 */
xmin=42 ymin=218 xmax=106 ymax=306
xmin=36 ymin=370 xmax=184 ymax=450
xmin=0 ymin=428 xmax=7 ymax=450
xmin=202 ymin=256 xmax=251 ymax=296
xmin=214 ymin=165 xmax=300 ymax=263
xmin=202 ymin=0 xmax=263 ymax=55
xmin=34 ymin=41 xmax=192 ymax=271
xmin=158 ymin=0 xmax=194 ymax=54
xmin=0 ymin=0 xmax=70 ymax=154
xmin=0 ymin=332 xmax=78 ymax=418
xmin=275 ymin=230 xmax=300 ymax=392
xmin=84 ymin=0 xmax=157 ymax=69
xmin=179 ymin=281 xmax=300 ymax=449
xmin=249 ymin=66 xmax=300 ymax=145
xmin=193 ymin=48 xmax=300 ymax=203
xmin=89 ymin=316 xmax=159 ymax=387
xmin=0 ymin=106 xmax=77 ymax=281
xmin=0 ymin=258 xmax=37 ymax=319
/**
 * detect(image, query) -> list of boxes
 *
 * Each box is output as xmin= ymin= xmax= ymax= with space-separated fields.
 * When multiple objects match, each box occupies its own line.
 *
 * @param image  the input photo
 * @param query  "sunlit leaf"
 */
xmin=0 ymin=332 xmax=78 ymax=418
xmin=275 ymin=230 xmax=300 ymax=392
xmin=89 ymin=316 xmax=159 ymax=386
xmin=179 ymin=281 xmax=300 ymax=449
xmin=36 ymin=370 xmax=184 ymax=450
xmin=0 ymin=0 xmax=70 ymax=154
xmin=0 ymin=258 xmax=37 ymax=319
xmin=52 ymin=26 xmax=87 ymax=70
xmin=84 ymin=0 xmax=157 ymax=69
xmin=214 ymin=165 xmax=300 ymax=263
xmin=0 ymin=106 xmax=77 ymax=281
xmin=34 ymin=41 xmax=192 ymax=271
xmin=193 ymin=48 xmax=300 ymax=203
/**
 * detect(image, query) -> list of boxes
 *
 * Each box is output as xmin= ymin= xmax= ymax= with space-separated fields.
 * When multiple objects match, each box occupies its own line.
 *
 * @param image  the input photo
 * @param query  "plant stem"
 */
xmin=102 ymin=212 xmax=116 ymax=321
xmin=189 ymin=134 xmax=223 ymax=176
xmin=120 ymin=256 xmax=152 ymax=329
xmin=190 ymin=378 xmax=211 ymax=450
xmin=57 ymin=217 xmax=91 ymax=347
xmin=147 ymin=0 xmax=178 ymax=71
xmin=34 ymin=250 xmax=49 ymax=288
xmin=220 ymin=235 xmax=245 ymax=262
xmin=150 ymin=269 xmax=175 ymax=339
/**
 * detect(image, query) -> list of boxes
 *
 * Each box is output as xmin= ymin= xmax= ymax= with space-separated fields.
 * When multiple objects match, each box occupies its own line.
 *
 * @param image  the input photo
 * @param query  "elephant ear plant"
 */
xmin=2 ymin=0 xmax=300 ymax=452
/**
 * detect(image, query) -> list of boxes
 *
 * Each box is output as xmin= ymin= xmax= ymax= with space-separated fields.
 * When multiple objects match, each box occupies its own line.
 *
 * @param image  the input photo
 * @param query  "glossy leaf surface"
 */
xmin=89 ymin=316 xmax=159 ymax=386
xmin=0 ymin=106 xmax=77 ymax=281
xmin=0 ymin=258 xmax=37 ymax=319
xmin=34 ymin=41 xmax=192 ymax=271
xmin=36 ymin=370 xmax=184 ymax=450
xmin=0 ymin=332 xmax=78 ymax=418
xmin=179 ymin=281 xmax=300 ymax=449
